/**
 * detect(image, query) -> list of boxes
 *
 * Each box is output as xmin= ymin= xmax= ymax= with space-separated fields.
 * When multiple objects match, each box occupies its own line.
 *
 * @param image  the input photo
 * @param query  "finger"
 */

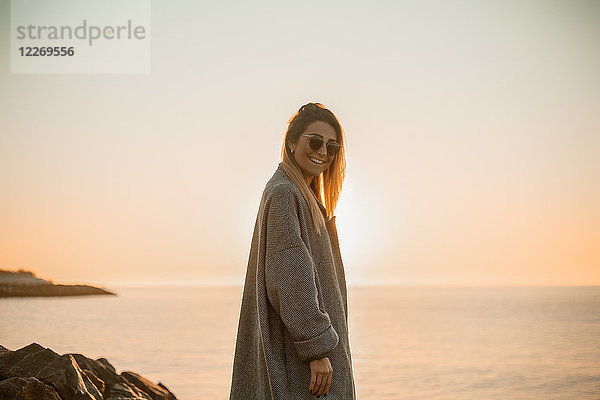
xmin=309 ymin=370 xmax=316 ymax=393
xmin=324 ymin=371 xmax=332 ymax=394
xmin=314 ymin=373 xmax=324 ymax=395
xmin=319 ymin=373 xmax=329 ymax=395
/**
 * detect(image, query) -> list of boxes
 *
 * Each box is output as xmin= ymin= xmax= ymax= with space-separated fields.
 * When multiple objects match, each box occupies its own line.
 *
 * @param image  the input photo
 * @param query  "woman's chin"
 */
xmin=301 ymin=164 xmax=321 ymax=177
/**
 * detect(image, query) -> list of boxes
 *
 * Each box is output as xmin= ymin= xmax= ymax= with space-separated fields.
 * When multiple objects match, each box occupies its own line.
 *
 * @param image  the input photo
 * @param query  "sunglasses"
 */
xmin=301 ymin=134 xmax=342 ymax=157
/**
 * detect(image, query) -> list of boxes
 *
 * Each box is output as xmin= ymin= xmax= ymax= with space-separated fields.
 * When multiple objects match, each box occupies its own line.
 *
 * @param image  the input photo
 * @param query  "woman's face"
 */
xmin=290 ymin=120 xmax=338 ymax=184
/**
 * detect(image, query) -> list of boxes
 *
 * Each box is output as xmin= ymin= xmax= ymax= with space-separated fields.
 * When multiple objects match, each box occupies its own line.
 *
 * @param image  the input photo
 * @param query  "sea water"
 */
xmin=1 ymin=285 xmax=599 ymax=400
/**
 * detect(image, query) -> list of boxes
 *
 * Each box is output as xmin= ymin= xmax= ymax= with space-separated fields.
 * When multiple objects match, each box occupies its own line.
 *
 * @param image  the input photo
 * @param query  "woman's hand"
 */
xmin=309 ymin=356 xmax=332 ymax=397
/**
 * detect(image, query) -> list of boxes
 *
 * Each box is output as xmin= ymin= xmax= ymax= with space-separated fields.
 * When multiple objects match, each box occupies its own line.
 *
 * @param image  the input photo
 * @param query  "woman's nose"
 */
xmin=316 ymin=143 xmax=328 ymax=156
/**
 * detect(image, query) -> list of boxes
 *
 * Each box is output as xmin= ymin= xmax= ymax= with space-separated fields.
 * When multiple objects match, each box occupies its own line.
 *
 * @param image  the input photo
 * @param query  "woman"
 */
xmin=229 ymin=103 xmax=356 ymax=399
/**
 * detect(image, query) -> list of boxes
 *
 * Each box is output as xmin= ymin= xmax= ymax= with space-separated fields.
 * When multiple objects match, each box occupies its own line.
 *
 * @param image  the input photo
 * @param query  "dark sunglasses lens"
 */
xmin=309 ymin=136 xmax=323 ymax=150
xmin=327 ymin=143 xmax=341 ymax=156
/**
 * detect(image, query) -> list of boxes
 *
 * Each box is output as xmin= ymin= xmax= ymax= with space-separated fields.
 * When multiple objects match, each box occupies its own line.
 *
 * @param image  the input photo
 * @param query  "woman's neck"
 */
xmin=303 ymin=172 xmax=315 ymax=186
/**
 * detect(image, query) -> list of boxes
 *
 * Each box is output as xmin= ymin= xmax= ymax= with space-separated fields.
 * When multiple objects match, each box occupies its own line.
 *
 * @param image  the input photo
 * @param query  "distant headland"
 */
xmin=0 ymin=269 xmax=116 ymax=297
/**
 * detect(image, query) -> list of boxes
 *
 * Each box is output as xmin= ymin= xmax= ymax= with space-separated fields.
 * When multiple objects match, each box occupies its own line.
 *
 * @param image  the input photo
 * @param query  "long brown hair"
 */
xmin=280 ymin=103 xmax=347 ymax=235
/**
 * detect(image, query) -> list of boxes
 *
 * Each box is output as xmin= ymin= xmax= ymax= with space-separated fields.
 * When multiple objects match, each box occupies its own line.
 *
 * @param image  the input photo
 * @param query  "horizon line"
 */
xmin=101 ymin=281 xmax=600 ymax=289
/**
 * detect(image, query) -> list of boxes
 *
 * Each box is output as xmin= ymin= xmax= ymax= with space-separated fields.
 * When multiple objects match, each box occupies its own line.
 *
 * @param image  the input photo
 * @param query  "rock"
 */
xmin=0 ymin=376 xmax=61 ymax=400
xmin=105 ymin=382 xmax=152 ymax=400
xmin=95 ymin=359 xmax=116 ymax=375
xmin=0 ymin=345 xmax=10 ymax=358
xmin=38 ymin=354 xmax=103 ymax=400
xmin=0 ymin=344 xmax=178 ymax=400
xmin=121 ymin=372 xmax=177 ymax=400
xmin=0 ymin=343 xmax=60 ymax=377
xmin=70 ymin=354 xmax=120 ymax=388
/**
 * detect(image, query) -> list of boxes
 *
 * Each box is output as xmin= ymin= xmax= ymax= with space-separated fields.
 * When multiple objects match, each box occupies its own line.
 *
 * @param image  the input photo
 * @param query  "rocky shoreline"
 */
xmin=0 ymin=343 xmax=178 ymax=400
xmin=0 ymin=270 xmax=115 ymax=298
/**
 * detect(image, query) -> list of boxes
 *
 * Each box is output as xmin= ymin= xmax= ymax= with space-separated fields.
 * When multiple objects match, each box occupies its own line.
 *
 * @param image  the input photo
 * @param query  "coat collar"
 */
xmin=276 ymin=162 xmax=331 ymax=222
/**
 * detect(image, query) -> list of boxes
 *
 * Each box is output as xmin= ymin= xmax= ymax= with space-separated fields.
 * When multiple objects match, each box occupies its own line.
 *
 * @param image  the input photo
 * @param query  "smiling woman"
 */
xmin=229 ymin=103 xmax=356 ymax=399
xmin=290 ymin=121 xmax=339 ymax=183
xmin=279 ymin=104 xmax=347 ymax=237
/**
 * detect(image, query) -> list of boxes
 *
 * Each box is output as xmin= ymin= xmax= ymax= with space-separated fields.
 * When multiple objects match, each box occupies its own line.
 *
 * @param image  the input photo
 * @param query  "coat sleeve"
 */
xmin=263 ymin=184 xmax=339 ymax=362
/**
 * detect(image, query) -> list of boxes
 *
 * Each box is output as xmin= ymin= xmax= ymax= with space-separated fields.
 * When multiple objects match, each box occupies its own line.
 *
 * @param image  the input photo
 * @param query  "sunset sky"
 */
xmin=1 ymin=0 xmax=598 ymax=287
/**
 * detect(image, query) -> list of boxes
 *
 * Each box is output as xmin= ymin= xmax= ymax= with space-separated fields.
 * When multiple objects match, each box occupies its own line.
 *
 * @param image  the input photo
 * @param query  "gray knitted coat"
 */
xmin=229 ymin=163 xmax=356 ymax=399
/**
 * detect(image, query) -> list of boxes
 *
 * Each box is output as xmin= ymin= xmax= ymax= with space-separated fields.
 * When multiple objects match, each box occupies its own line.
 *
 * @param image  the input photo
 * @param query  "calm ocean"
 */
xmin=1 ymin=285 xmax=599 ymax=399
